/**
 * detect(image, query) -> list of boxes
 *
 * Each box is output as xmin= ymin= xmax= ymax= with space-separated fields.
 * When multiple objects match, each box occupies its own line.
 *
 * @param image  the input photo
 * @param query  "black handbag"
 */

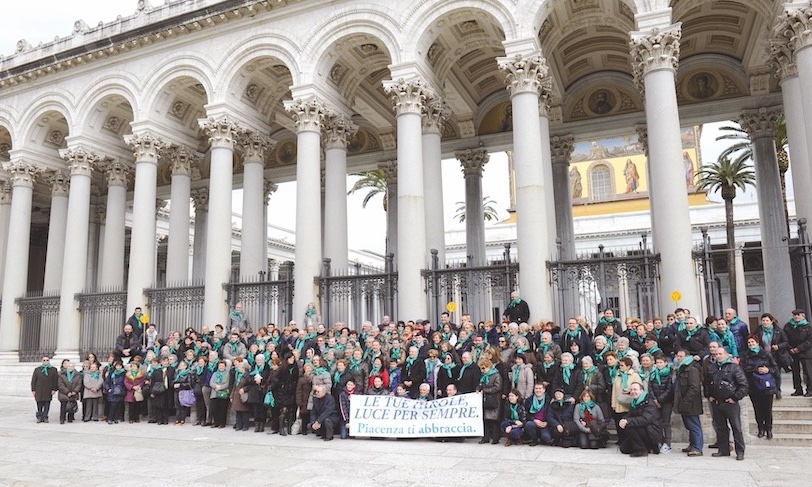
xmin=65 ymin=400 xmax=78 ymax=414
xmin=482 ymin=393 xmax=500 ymax=410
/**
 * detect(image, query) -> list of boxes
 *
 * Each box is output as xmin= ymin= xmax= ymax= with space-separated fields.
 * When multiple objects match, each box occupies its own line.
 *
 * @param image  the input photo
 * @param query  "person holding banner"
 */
xmin=309 ymin=385 xmax=340 ymax=441
xmin=338 ymin=379 xmax=356 ymax=439
xmin=478 ymin=358 xmax=503 ymax=444
xmin=501 ymin=389 xmax=526 ymax=446
xmin=436 ymin=353 xmax=458 ymax=398
xmin=402 ymin=347 xmax=426 ymax=398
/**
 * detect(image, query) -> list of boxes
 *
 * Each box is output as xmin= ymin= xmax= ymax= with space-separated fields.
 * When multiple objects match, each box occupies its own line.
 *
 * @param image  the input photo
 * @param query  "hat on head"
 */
xmin=644 ymin=333 xmax=658 ymax=342
xmin=793 ymin=309 xmax=806 ymax=315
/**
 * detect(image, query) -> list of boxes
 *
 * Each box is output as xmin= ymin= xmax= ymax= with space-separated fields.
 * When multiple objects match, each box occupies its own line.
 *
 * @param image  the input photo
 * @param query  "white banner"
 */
xmin=348 ymin=393 xmax=484 ymax=438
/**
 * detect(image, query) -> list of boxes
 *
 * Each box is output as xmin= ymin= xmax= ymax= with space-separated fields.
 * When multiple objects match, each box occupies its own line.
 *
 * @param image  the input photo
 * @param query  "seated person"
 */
xmin=501 ymin=389 xmax=526 ymax=446
xmin=523 ymin=382 xmax=553 ymax=446
xmin=618 ymin=381 xmax=663 ymax=457
xmin=309 ymin=385 xmax=340 ymax=441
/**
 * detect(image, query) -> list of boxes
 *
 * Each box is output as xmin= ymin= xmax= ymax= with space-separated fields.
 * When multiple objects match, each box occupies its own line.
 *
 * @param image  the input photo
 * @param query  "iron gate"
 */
xmin=318 ymin=256 xmax=396 ymax=329
xmin=225 ymin=261 xmax=294 ymax=328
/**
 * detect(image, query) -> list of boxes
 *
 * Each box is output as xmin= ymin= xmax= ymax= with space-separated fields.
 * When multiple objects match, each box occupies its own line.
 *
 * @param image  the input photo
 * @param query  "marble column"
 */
xmin=85 ymin=200 xmax=101 ymax=291
xmin=323 ymin=115 xmax=356 ymax=272
xmin=239 ymin=134 xmax=274 ymax=281
xmin=497 ymin=53 xmax=554 ymax=316
xmin=191 ymin=188 xmax=209 ymax=282
xmin=124 ymin=132 xmax=169 ymax=312
xmin=284 ymin=99 xmax=326 ymax=318
xmin=422 ymin=98 xmax=450 ymax=263
xmin=384 ymin=79 xmax=429 ymax=319
xmin=771 ymin=42 xmax=812 ymax=224
xmin=740 ymin=106 xmax=794 ymax=317
xmin=56 ymin=147 xmax=101 ymax=359
xmin=550 ymin=135 xmax=575 ymax=260
xmin=199 ymin=117 xmax=242 ymax=323
xmin=0 ymin=182 xmax=11 ymax=293
xmin=263 ymin=179 xmax=278 ymax=272
xmin=539 ymin=95 xmax=558 ymax=257
xmin=630 ymin=24 xmax=701 ymax=311
xmin=0 ymin=162 xmax=40 ymax=357
xmin=635 ymin=125 xmax=655 ymax=241
xmin=42 ymin=170 xmax=70 ymax=292
xmin=166 ymin=146 xmax=198 ymax=284
xmin=379 ymin=160 xmax=398 ymax=261
xmin=456 ymin=147 xmax=489 ymax=266
xmin=95 ymin=204 xmax=107 ymax=283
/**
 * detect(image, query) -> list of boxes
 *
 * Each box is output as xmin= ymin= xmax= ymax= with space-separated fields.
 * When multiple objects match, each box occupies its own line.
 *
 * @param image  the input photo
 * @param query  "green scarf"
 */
xmin=582 ymin=365 xmax=597 ymax=383
xmin=561 ymin=362 xmax=575 ymax=385
xmin=212 ymin=340 xmax=223 ymax=352
xmin=595 ymin=347 xmax=609 ymax=360
xmin=512 ymin=365 xmax=522 ymax=386
xmin=748 ymin=345 xmax=761 ymax=354
xmin=646 ymin=345 xmax=662 ymax=355
xmin=404 ymin=356 xmax=416 ymax=371
xmin=677 ymin=356 xmax=694 ymax=369
xmin=214 ymin=371 xmax=225 ymax=383
xmin=176 ymin=368 xmax=191 ymax=382
xmin=66 ymin=370 xmax=76 ymax=383
xmin=529 ymin=394 xmax=546 ymax=413
xmin=349 ymin=357 xmax=363 ymax=373
xmin=313 ymin=366 xmax=330 ymax=376
xmin=90 ymin=371 xmax=100 ymax=380
xmin=229 ymin=341 xmax=240 ymax=355
xmin=128 ymin=370 xmax=139 ymax=379
xmin=761 ymin=326 xmax=774 ymax=347
xmin=425 ymin=359 xmax=439 ymax=378
xmin=540 ymin=342 xmax=552 ymax=356
xmin=579 ymin=400 xmax=596 ymax=414
xmin=294 ymin=338 xmax=305 ymax=351
xmin=717 ymin=357 xmax=733 ymax=367
xmin=684 ymin=327 xmax=699 ymax=341
xmin=619 ymin=370 xmax=631 ymax=390
xmin=208 ymin=358 xmax=219 ymax=372
xmin=370 ymin=365 xmax=381 ymax=376
xmin=111 ymin=368 xmax=125 ymax=377
xmin=40 ymin=363 xmax=53 ymax=376
xmin=250 ymin=364 xmax=264 ymax=376
xmin=509 ymin=403 xmax=520 ymax=421
xmin=677 ymin=319 xmax=687 ymax=332
xmin=457 ymin=363 xmax=471 ymax=381
xmin=479 ymin=367 xmax=497 ymax=384
xmin=246 ymin=354 xmax=255 ymax=366
xmin=566 ymin=328 xmax=580 ymax=339
xmin=230 ymin=310 xmax=244 ymax=322
xmin=441 ymin=362 xmax=457 ymax=378
xmin=607 ymin=364 xmax=619 ymax=383
xmin=616 ymin=348 xmax=628 ymax=359
xmin=542 ymin=360 xmax=554 ymax=371
xmin=509 ymin=298 xmax=522 ymax=307
xmin=333 ymin=370 xmax=343 ymax=385
xmin=389 ymin=347 xmax=403 ymax=362
xmin=651 ymin=364 xmax=671 ymax=385
xmin=194 ymin=365 xmax=205 ymax=375
xmin=599 ymin=317 xmax=616 ymax=327
xmin=631 ymin=391 xmax=648 ymax=409
xmin=789 ymin=318 xmax=809 ymax=328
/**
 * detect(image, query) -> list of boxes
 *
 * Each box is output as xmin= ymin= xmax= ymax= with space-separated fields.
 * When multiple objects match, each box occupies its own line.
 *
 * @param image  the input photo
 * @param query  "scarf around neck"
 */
xmin=561 ymin=362 xmax=575 ymax=385
xmin=631 ymin=391 xmax=648 ymax=409
xmin=529 ymin=394 xmax=546 ymax=413
xmin=651 ymin=364 xmax=671 ymax=385
xmin=479 ymin=367 xmax=497 ymax=384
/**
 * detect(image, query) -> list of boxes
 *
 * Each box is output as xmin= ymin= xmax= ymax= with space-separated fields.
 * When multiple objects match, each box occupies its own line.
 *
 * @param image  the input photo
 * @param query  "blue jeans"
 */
xmin=500 ymin=421 xmax=524 ymax=440
xmin=523 ymin=420 xmax=553 ymax=444
xmin=340 ymin=421 xmax=348 ymax=439
xmin=682 ymin=414 xmax=703 ymax=451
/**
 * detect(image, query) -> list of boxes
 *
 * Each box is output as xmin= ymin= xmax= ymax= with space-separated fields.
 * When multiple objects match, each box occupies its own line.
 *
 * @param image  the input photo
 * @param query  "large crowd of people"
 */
xmin=30 ymin=299 xmax=812 ymax=460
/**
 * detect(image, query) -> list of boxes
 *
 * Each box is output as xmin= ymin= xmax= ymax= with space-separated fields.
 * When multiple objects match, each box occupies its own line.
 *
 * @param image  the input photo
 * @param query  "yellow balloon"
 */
xmin=446 ymin=302 xmax=457 ymax=313
xmin=140 ymin=314 xmax=149 ymax=324
xmin=670 ymin=291 xmax=682 ymax=302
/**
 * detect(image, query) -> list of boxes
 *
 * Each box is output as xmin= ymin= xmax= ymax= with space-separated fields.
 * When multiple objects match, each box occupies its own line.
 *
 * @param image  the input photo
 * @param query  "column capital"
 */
xmin=383 ymin=79 xmax=432 ymax=115
xmin=323 ymin=114 xmax=358 ymax=150
xmin=550 ymin=135 xmax=575 ymax=166
xmin=199 ymin=117 xmax=245 ymax=149
xmin=456 ymin=147 xmax=489 ymax=177
xmin=42 ymin=169 xmax=71 ymax=196
xmin=239 ymin=133 xmax=276 ymax=163
xmin=156 ymin=199 xmax=167 ymax=217
xmin=284 ymin=98 xmax=327 ymax=133
xmin=378 ymin=160 xmax=398 ymax=185
xmin=59 ymin=146 xmax=101 ymax=176
xmin=497 ymin=53 xmax=549 ymax=97
xmin=635 ymin=125 xmax=649 ymax=154
xmin=3 ymin=161 xmax=41 ymax=188
xmin=191 ymin=188 xmax=209 ymax=212
xmin=769 ymin=41 xmax=798 ymax=80
xmin=739 ymin=106 xmax=783 ymax=140
xmin=629 ymin=24 xmax=681 ymax=92
xmin=264 ymin=179 xmax=279 ymax=203
xmin=168 ymin=145 xmax=200 ymax=177
xmin=98 ymin=159 xmax=131 ymax=188
xmin=422 ymin=96 xmax=451 ymax=135
xmin=95 ymin=204 xmax=107 ymax=224
xmin=775 ymin=6 xmax=812 ymax=52
xmin=124 ymin=132 xmax=170 ymax=164
xmin=0 ymin=181 xmax=10 ymax=204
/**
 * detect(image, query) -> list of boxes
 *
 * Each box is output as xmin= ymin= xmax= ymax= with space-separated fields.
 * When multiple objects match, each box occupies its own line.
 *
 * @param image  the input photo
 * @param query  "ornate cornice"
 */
xmin=422 ymin=96 xmax=451 ymax=135
xmin=739 ymin=106 xmax=783 ymax=140
xmin=42 ymin=169 xmax=71 ymax=196
xmin=124 ymin=132 xmax=170 ymax=164
xmin=383 ymin=79 xmax=431 ymax=115
xmin=456 ymin=147 xmax=489 ymax=177
xmin=323 ymin=115 xmax=358 ymax=150
xmin=4 ymin=161 xmax=41 ymax=188
xmin=550 ymin=135 xmax=575 ymax=166
xmin=199 ymin=117 xmax=245 ymax=149
xmin=774 ymin=6 xmax=812 ymax=53
xmin=284 ymin=99 xmax=327 ymax=133
xmin=497 ymin=54 xmax=549 ymax=98
xmin=59 ymin=146 xmax=101 ymax=176
xmin=769 ymin=40 xmax=798 ymax=80
xmin=629 ymin=24 xmax=681 ymax=94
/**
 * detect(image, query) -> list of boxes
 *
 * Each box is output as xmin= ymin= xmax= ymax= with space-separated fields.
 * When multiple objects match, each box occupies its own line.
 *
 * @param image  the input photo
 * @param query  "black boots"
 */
xmin=279 ymin=415 xmax=288 ymax=436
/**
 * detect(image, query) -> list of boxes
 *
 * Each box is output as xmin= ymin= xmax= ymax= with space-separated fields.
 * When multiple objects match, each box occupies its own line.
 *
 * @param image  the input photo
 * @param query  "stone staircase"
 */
xmin=748 ymin=394 xmax=812 ymax=446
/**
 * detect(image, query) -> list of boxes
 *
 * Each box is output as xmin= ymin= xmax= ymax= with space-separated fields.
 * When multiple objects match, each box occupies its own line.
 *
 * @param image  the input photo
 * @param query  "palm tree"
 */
xmin=716 ymin=117 xmax=789 ymax=235
xmin=347 ymin=169 xmax=388 ymax=210
xmin=454 ymin=197 xmax=500 ymax=223
xmin=696 ymin=156 xmax=756 ymax=305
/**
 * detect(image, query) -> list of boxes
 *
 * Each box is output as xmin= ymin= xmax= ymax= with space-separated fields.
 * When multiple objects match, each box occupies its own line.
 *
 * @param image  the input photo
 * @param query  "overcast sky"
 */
xmin=1 ymin=2 xmax=771 ymax=259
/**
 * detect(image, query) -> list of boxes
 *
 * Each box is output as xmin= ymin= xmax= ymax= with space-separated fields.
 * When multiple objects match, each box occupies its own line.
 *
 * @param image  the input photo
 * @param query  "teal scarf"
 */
xmin=370 ymin=365 xmax=381 ymax=376
xmin=677 ymin=356 xmax=694 ymax=369
xmin=529 ymin=394 xmax=546 ymax=414
xmin=789 ymin=318 xmax=809 ymax=328
xmin=607 ymin=364 xmax=619 ymax=383
xmin=651 ymin=364 xmax=671 ymax=385
xmin=404 ymin=356 xmax=416 ymax=371
xmin=561 ymin=362 xmax=575 ymax=385
xmin=509 ymin=403 xmax=520 ymax=421
xmin=646 ymin=345 xmax=662 ymax=355
xmin=582 ymin=365 xmax=597 ymax=383
xmin=250 ymin=364 xmax=264 ymax=376
xmin=389 ymin=347 xmax=403 ymax=362
xmin=214 ymin=371 xmax=225 ymax=383
xmin=684 ymin=327 xmax=699 ymax=341
xmin=509 ymin=298 xmax=522 ymax=307
xmin=176 ymin=368 xmax=190 ymax=382
xmin=230 ymin=310 xmax=244 ymax=322
xmin=579 ymin=400 xmax=597 ymax=414
xmin=349 ymin=358 xmax=363 ymax=373
xmin=333 ymin=370 xmax=343 ymax=385
xmin=761 ymin=326 xmax=774 ymax=347
xmin=207 ymin=358 xmax=219 ymax=372
xmin=717 ymin=357 xmax=733 ymax=367
xmin=65 ymin=370 xmax=76 ymax=383
xmin=619 ymin=370 xmax=631 ymax=390
xmin=111 ymin=368 xmax=125 ymax=377
xmin=441 ymin=362 xmax=457 ymax=378
xmin=40 ymin=363 xmax=53 ymax=376
xmin=194 ymin=365 xmax=205 ymax=375
xmin=313 ymin=367 xmax=330 ymax=376
xmin=425 ymin=359 xmax=439 ymax=378
xmin=566 ymin=328 xmax=580 ymax=339
xmin=90 ymin=371 xmax=100 ymax=380
xmin=457 ymin=363 xmax=471 ymax=381
xmin=512 ymin=365 xmax=522 ymax=387
xmin=748 ymin=345 xmax=761 ymax=354
xmin=479 ymin=367 xmax=497 ymax=385
xmin=631 ymin=391 xmax=648 ymax=409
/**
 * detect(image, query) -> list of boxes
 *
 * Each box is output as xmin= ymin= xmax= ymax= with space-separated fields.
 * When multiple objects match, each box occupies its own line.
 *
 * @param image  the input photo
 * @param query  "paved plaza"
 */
xmin=0 ymin=397 xmax=807 ymax=487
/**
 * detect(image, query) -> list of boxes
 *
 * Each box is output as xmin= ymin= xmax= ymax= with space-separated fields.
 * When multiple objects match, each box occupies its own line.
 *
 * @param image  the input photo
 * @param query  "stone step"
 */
xmin=772 ymin=396 xmax=812 ymax=407
xmin=749 ymin=433 xmax=812 ymax=446
xmin=772 ymin=406 xmax=812 ymax=420
xmin=750 ymin=419 xmax=812 ymax=435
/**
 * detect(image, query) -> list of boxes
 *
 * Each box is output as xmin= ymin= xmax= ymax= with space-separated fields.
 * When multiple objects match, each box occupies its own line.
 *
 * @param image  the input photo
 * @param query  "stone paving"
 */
xmin=0 ymin=396 xmax=807 ymax=487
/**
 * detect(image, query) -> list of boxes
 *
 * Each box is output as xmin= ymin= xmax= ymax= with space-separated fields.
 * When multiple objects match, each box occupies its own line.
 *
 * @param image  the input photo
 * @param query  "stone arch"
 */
xmin=529 ymin=0 xmax=639 ymax=43
xmin=215 ymin=34 xmax=303 ymax=97
xmin=140 ymin=55 xmax=215 ymax=115
xmin=18 ymin=94 xmax=76 ymax=145
xmin=676 ymin=54 xmax=750 ymax=107
xmin=74 ymin=75 xmax=141 ymax=132
xmin=312 ymin=32 xmax=395 ymax=103
xmin=0 ymin=107 xmax=20 ymax=148
xmin=587 ymin=160 xmax=617 ymax=202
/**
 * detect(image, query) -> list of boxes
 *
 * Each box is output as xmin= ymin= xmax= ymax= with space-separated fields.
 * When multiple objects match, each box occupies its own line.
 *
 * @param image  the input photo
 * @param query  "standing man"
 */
xmin=785 ymin=309 xmax=812 ymax=397
xmin=725 ymin=308 xmax=749 ymax=359
xmin=504 ymin=291 xmax=530 ymax=324
xmin=229 ymin=302 xmax=250 ymax=332
xmin=126 ymin=306 xmax=145 ymax=338
xmin=114 ymin=324 xmax=140 ymax=362
xmin=674 ymin=349 xmax=703 ymax=457
xmin=31 ymin=356 xmax=58 ymax=423
xmin=705 ymin=347 xmax=749 ymax=461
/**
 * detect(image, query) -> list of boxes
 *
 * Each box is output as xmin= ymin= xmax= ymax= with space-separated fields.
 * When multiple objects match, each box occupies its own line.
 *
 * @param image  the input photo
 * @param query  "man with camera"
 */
xmin=704 ymin=347 xmax=749 ymax=461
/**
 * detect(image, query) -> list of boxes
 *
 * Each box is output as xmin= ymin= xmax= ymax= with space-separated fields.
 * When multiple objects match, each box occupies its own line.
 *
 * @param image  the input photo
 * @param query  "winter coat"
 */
xmin=309 ymin=372 xmax=332 ymax=410
xmin=537 ymin=362 xmax=561 ymax=389
xmin=547 ymin=400 xmax=576 ymax=435
xmin=573 ymin=367 xmax=606 ymax=404
xmin=535 ymin=342 xmax=562 ymax=363
xmin=611 ymin=370 xmax=643 ymax=413
xmin=230 ymin=371 xmax=250 ymax=412
xmin=455 ymin=362 xmax=481 ymax=394
xmin=756 ymin=325 xmax=792 ymax=368
xmin=296 ymin=373 xmax=313 ymax=408
xmin=647 ymin=369 xmax=674 ymax=406
xmin=574 ymin=402 xmax=606 ymax=438
xmin=222 ymin=341 xmax=247 ymax=361
xmin=676 ymin=328 xmax=710 ymax=359
xmin=479 ymin=369 xmax=502 ymax=421
xmin=401 ymin=358 xmax=426 ymax=399
xmin=508 ymin=363 xmax=535 ymax=400
xmin=652 ymin=326 xmax=678 ymax=358
xmin=209 ymin=368 xmax=231 ymax=399
xmin=311 ymin=393 xmax=341 ymax=425
xmin=123 ymin=370 xmax=147 ymax=403
xmin=674 ymin=363 xmax=703 ymax=416
xmin=502 ymin=401 xmax=527 ymax=423
xmin=83 ymin=372 xmax=104 ymax=399
xmin=347 ymin=361 xmax=370 ymax=395
xmin=274 ymin=364 xmax=299 ymax=408
xmin=57 ymin=371 xmax=82 ymax=402
xmin=785 ymin=321 xmax=812 ymax=360
xmin=245 ymin=364 xmax=270 ymax=404
xmin=559 ymin=329 xmax=592 ymax=356
xmin=31 ymin=365 xmax=58 ymax=402
xmin=623 ymin=393 xmax=663 ymax=444
xmin=105 ymin=371 xmax=126 ymax=403
xmin=740 ymin=348 xmax=778 ymax=396
xmin=704 ymin=360 xmax=749 ymax=402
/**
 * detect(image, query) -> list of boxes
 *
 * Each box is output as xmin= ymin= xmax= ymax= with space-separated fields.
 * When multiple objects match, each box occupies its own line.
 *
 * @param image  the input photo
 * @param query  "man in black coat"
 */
xmin=126 ymin=307 xmax=145 ymax=338
xmin=115 ymin=324 xmax=141 ymax=362
xmin=618 ymin=381 xmax=662 ymax=457
xmin=785 ymin=309 xmax=812 ymax=397
xmin=309 ymin=385 xmax=341 ymax=441
xmin=31 ymin=356 xmax=58 ymax=423
xmin=704 ymin=347 xmax=749 ymax=460
xmin=504 ymin=291 xmax=530 ymax=324
xmin=674 ymin=349 xmax=704 ymax=456
xmin=456 ymin=351 xmax=482 ymax=394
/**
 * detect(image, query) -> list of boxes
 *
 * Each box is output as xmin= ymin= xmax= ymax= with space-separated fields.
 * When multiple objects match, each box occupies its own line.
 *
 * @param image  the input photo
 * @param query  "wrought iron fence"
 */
xmin=787 ymin=218 xmax=812 ymax=316
xmin=423 ymin=244 xmax=518 ymax=326
xmin=547 ymin=240 xmax=660 ymax=328
xmin=225 ymin=261 xmax=294 ymax=328
xmin=318 ymin=256 xmax=396 ymax=329
xmin=694 ymin=227 xmax=724 ymax=319
xmin=18 ymin=293 xmax=60 ymax=362
xmin=145 ymin=282 xmax=205 ymax=332
xmin=77 ymin=289 xmax=127 ymax=359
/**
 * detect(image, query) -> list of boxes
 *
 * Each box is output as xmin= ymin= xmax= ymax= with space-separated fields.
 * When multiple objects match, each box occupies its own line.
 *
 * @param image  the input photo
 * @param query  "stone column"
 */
xmin=166 ymin=146 xmax=197 ymax=284
xmin=740 ymin=106 xmax=794 ymax=317
xmin=539 ymin=93 xmax=558 ymax=257
xmin=771 ymin=42 xmax=812 ymax=223
xmin=0 ymin=182 xmax=11 ymax=293
xmin=323 ymin=115 xmax=356 ymax=272
xmin=98 ymin=160 xmax=129 ymax=288
xmin=550 ymin=135 xmax=576 ymax=260
xmin=199 ymin=117 xmax=242 ymax=323
xmin=263 ymin=179 xmax=278 ymax=271
xmin=85 ymin=199 xmax=101 ymax=291
xmin=42 ymin=170 xmax=70 ymax=292
xmin=56 ymin=147 xmax=100 ymax=359
xmin=95 ymin=204 xmax=106 ymax=282
xmin=191 ymin=188 xmax=209 ymax=282
xmin=124 ymin=132 xmax=169 ymax=312
xmin=379 ymin=160 xmax=398 ymax=260
xmin=456 ymin=147 xmax=489 ymax=266
xmin=239 ymin=134 xmax=274 ymax=280
xmin=0 ymin=162 xmax=40 ymax=357
xmin=384 ymin=79 xmax=430 ymax=319
xmin=630 ymin=24 xmax=701 ymax=311
xmin=284 ymin=99 xmax=326 ymax=318
xmin=423 ymin=98 xmax=450 ymax=263
xmin=497 ymin=53 xmax=554 ymax=316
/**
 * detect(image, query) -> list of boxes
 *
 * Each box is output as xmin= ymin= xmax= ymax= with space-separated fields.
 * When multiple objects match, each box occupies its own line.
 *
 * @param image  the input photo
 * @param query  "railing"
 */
xmin=18 ymin=293 xmax=60 ymax=362
xmin=226 ymin=261 xmax=294 ymax=328
xmin=318 ymin=256 xmax=396 ymax=329
xmin=145 ymin=282 xmax=205 ymax=331
xmin=423 ymin=244 xmax=518 ymax=326
xmin=77 ymin=288 xmax=127 ymax=359
xmin=547 ymin=239 xmax=660 ymax=328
